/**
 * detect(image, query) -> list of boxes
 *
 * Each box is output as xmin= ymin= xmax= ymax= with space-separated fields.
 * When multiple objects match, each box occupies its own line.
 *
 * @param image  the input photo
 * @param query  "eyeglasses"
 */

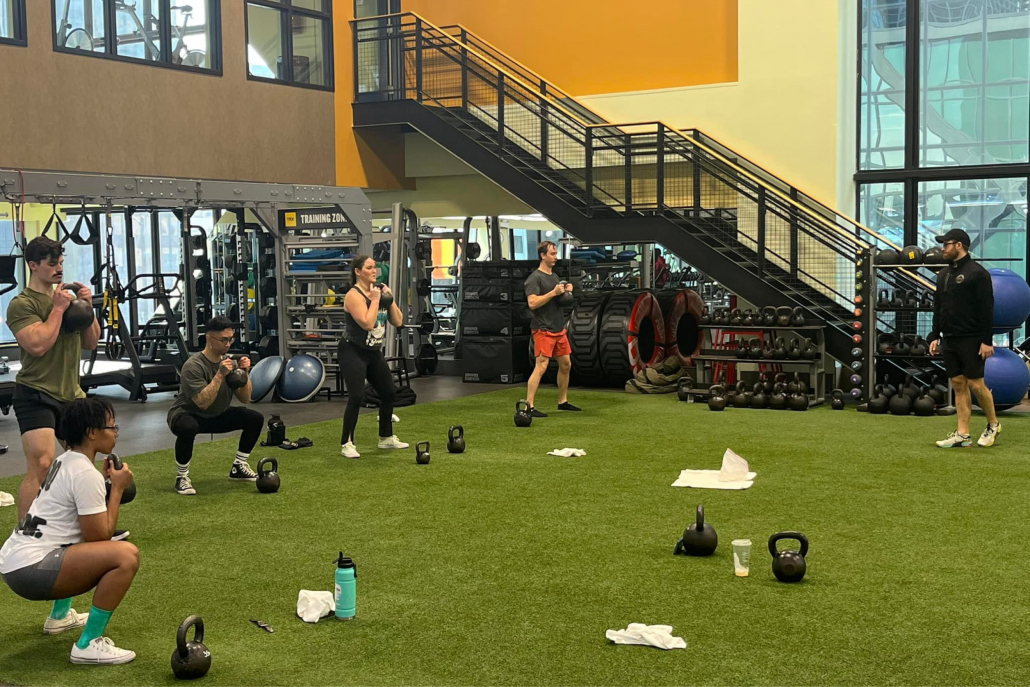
xmin=103 ymin=425 xmax=120 ymax=434
xmin=942 ymin=241 xmax=959 ymax=248
xmin=211 ymin=335 xmax=235 ymax=344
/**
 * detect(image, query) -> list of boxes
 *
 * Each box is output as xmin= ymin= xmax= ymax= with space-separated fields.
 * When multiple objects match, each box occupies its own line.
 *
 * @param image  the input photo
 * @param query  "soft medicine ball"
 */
xmin=923 ymin=247 xmax=945 ymax=264
xmin=900 ymin=245 xmax=923 ymax=264
xmin=989 ymin=268 xmax=1030 ymax=334
xmin=876 ymin=248 xmax=899 ymax=265
xmin=972 ymin=347 xmax=1030 ymax=411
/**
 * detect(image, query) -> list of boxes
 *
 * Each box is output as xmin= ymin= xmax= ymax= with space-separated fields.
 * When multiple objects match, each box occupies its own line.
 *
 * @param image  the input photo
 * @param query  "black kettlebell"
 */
xmin=674 ymin=505 xmax=718 ymax=556
xmin=788 ymin=389 xmax=809 ymax=411
xmin=905 ymin=290 xmax=919 ymax=308
xmin=791 ymin=307 xmax=805 ymax=326
xmin=876 ymin=289 xmax=891 ymax=309
xmin=913 ymin=387 xmax=936 ymax=416
xmin=893 ymin=335 xmax=911 ymax=356
xmin=762 ymin=306 xmax=777 ymax=327
xmin=447 ymin=425 xmax=465 ymax=453
xmin=769 ymin=383 xmax=788 ymax=410
xmin=104 ymin=453 xmax=136 ymax=505
xmin=889 ymin=391 xmax=912 ymax=416
xmin=760 ymin=372 xmax=773 ymax=395
xmin=171 ymin=615 xmax=211 ymax=680
xmin=558 ymin=281 xmax=575 ymax=307
xmin=830 ymin=389 xmax=845 ymax=410
xmin=732 ymin=381 xmax=750 ymax=409
xmin=891 ymin=290 xmax=906 ymax=308
xmin=868 ymin=385 xmax=889 ymax=414
xmin=787 ymin=340 xmax=802 ymax=360
xmin=677 ymin=376 xmax=694 ymax=402
xmin=514 ymin=401 xmax=532 ymax=427
xmin=877 ymin=332 xmax=895 ymax=355
xmin=374 ymin=283 xmax=394 ymax=311
xmin=256 ymin=457 xmax=280 ymax=493
xmin=60 ymin=283 xmax=96 ymax=333
xmin=881 ymin=375 xmax=897 ymax=399
xmin=707 ymin=384 xmax=727 ymax=411
xmin=773 ymin=337 xmax=787 ymax=359
xmin=699 ymin=308 xmax=711 ymax=325
xmin=762 ymin=340 xmax=776 ymax=360
xmin=736 ymin=339 xmax=750 ymax=359
xmin=775 ymin=306 xmax=792 ymax=327
xmin=225 ymin=356 xmax=249 ymax=390
xmin=769 ymin=532 xmax=809 ymax=583
xmin=929 ymin=376 xmax=948 ymax=406
xmin=415 ymin=441 xmax=431 ymax=465
xmin=801 ymin=338 xmax=818 ymax=360
xmin=793 ymin=373 xmax=808 ymax=396
xmin=729 ymin=308 xmax=743 ymax=326
xmin=910 ymin=336 xmax=928 ymax=356
xmin=751 ymin=383 xmax=768 ymax=409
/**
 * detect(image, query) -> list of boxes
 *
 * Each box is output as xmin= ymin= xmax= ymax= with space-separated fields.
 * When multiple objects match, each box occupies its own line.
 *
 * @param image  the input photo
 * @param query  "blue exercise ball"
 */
xmin=276 ymin=354 xmax=326 ymax=403
xmin=989 ymin=268 xmax=1030 ymax=334
xmin=249 ymin=355 xmax=285 ymax=402
xmin=972 ymin=347 xmax=1029 ymax=411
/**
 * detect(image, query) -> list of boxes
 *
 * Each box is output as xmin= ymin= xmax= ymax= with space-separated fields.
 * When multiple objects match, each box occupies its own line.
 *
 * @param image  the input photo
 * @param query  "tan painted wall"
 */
xmin=0 ymin=1 xmax=336 ymax=184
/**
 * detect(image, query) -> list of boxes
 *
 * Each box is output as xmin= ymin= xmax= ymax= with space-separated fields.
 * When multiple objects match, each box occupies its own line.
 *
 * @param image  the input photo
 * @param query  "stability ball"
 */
xmin=972 ymin=347 xmax=1030 ymax=411
xmin=276 ymin=354 xmax=326 ymax=403
xmin=989 ymin=269 xmax=1030 ymax=334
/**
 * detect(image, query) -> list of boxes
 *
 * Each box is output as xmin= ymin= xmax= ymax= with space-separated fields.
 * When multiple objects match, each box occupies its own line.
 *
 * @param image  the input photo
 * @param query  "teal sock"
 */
xmin=49 ymin=598 xmax=72 ymax=620
xmin=75 ymin=606 xmax=113 ymax=650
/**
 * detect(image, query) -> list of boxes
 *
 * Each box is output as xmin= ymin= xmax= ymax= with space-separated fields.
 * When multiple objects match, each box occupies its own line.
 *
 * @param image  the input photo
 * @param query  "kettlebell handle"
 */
xmin=417 ymin=441 xmax=430 ymax=452
xmin=768 ymin=531 xmax=809 ymax=558
xmin=177 ymin=615 xmax=204 ymax=657
xmin=516 ymin=401 xmax=529 ymax=412
xmin=449 ymin=425 xmax=463 ymax=439
xmin=257 ymin=457 xmax=277 ymax=476
xmin=695 ymin=504 xmax=705 ymax=531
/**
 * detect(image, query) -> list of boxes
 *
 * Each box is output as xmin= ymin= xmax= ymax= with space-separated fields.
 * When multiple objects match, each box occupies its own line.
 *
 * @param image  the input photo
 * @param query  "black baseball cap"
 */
xmin=935 ymin=228 xmax=970 ymax=247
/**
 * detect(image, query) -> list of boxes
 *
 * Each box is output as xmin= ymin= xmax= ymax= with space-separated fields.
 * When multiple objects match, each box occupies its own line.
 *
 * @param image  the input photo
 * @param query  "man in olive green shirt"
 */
xmin=8 ymin=237 xmax=101 ymax=523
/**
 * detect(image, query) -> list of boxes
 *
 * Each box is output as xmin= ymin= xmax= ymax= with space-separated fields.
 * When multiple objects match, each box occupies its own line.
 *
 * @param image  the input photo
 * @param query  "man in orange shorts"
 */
xmin=524 ymin=241 xmax=580 ymax=417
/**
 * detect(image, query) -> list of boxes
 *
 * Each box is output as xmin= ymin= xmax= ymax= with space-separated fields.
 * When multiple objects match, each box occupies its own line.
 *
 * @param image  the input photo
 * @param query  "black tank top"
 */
xmin=344 ymin=287 xmax=388 ymax=349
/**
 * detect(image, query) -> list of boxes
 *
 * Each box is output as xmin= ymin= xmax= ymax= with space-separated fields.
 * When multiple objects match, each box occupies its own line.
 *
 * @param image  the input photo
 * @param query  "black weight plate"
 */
xmin=415 ymin=343 xmax=439 ymax=375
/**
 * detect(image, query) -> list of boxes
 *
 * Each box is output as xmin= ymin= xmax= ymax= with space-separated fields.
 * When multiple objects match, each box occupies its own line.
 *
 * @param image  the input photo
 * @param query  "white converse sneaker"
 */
xmin=977 ymin=422 xmax=1001 ymax=447
xmin=377 ymin=435 xmax=409 ymax=450
xmin=936 ymin=431 xmax=972 ymax=448
xmin=69 ymin=637 xmax=136 ymax=665
xmin=43 ymin=609 xmax=88 ymax=635
xmin=341 ymin=442 xmax=360 ymax=459
xmin=175 ymin=475 xmax=196 ymax=495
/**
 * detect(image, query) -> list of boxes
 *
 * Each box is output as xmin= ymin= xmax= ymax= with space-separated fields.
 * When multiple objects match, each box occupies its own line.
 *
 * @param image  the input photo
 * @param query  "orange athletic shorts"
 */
xmin=532 ymin=329 xmax=571 ymax=359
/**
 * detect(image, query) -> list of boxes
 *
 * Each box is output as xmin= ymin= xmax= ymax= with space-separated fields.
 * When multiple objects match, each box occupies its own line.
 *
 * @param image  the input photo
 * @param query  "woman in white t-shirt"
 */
xmin=0 ymin=397 xmax=139 ymax=665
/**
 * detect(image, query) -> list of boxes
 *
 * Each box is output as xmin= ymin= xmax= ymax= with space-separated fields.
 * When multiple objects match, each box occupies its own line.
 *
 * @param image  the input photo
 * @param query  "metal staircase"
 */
xmin=350 ymin=13 xmax=935 ymax=386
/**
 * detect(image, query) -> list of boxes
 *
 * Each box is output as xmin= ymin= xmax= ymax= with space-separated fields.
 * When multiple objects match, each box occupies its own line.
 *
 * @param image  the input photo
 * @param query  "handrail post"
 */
xmin=540 ymin=82 xmax=549 ymax=164
xmin=757 ymin=187 xmax=767 ymax=278
xmin=656 ymin=126 xmax=665 ymax=212
xmin=789 ymin=188 xmax=800 ymax=280
xmin=352 ymin=20 xmax=360 ymax=99
xmin=624 ymin=134 xmax=633 ymax=213
xmin=585 ymin=127 xmax=594 ymax=217
xmin=692 ymin=143 xmax=702 ymax=214
xmin=497 ymin=73 xmax=505 ymax=152
xmin=460 ymin=28 xmax=468 ymax=110
xmin=415 ymin=18 xmax=423 ymax=103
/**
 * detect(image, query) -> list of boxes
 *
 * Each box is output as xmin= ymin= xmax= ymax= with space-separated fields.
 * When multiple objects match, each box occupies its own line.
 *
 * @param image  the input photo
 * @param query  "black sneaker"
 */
xmin=557 ymin=402 xmax=582 ymax=411
xmin=111 ymin=530 xmax=130 ymax=542
xmin=529 ymin=407 xmax=548 ymax=418
xmin=175 ymin=475 xmax=196 ymax=495
xmin=228 ymin=462 xmax=258 ymax=481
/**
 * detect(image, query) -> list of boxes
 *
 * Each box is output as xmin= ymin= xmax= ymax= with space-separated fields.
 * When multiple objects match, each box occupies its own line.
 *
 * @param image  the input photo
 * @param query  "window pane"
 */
xmin=116 ymin=0 xmax=162 ymax=60
xmin=0 ymin=218 xmax=24 ymax=342
xmin=291 ymin=15 xmax=328 ymax=85
xmin=54 ymin=0 xmax=106 ymax=53
xmin=132 ymin=213 xmax=156 ymax=326
xmin=860 ymin=0 xmax=907 ymax=170
xmin=920 ymin=1 xmax=1030 ymax=166
xmin=247 ymin=3 xmax=284 ymax=80
xmin=292 ymin=0 xmax=327 ymax=12
xmin=858 ymin=182 xmax=906 ymax=246
xmin=1 ymin=0 xmax=14 ymax=39
xmin=170 ymin=1 xmax=215 ymax=68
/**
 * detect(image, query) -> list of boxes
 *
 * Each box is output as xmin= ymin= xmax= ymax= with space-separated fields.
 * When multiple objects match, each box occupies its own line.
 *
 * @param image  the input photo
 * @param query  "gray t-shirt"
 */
xmin=524 ymin=269 xmax=565 ymax=333
xmin=166 ymin=352 xmax=235 ymax=427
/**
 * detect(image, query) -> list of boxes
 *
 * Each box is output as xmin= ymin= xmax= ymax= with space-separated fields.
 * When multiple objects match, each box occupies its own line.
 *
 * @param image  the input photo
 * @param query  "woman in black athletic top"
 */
xmin=338 ymin=255 xmax=408 ymax=458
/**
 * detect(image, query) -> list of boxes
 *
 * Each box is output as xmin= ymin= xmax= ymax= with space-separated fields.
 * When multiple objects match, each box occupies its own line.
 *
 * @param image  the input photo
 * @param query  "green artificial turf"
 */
xmin=0 ymin=388 xmax=1028 ymax=686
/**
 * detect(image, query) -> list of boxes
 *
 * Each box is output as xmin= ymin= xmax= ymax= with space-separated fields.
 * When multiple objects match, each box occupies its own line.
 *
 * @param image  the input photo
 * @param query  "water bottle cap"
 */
xmin=334 ymin=552 xmax=356 ymax=575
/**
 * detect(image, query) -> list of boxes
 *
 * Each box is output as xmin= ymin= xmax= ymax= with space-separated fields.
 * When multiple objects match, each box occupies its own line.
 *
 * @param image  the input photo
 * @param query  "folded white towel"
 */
xmin=606 ymin=623 xmax=687 ymax=650
xmin=296 ymin=590 xmax=335 ymax=623
xmin=547 ymin=448 xmax=586 ymax=457
xmin=0 ymin=491 xmax=14 ymax=507
xmin=672 ymin=448 xmax=756 ymax=489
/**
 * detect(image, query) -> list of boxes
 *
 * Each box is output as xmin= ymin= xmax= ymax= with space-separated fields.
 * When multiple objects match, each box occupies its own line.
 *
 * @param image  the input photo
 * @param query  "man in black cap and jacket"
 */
xmin=928 ymin=228 xmax=1000 ymax=448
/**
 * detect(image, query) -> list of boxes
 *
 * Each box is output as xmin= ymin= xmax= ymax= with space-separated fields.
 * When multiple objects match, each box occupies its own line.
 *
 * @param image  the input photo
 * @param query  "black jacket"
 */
xmin=928 ymin=254 xmax=993 ymax=345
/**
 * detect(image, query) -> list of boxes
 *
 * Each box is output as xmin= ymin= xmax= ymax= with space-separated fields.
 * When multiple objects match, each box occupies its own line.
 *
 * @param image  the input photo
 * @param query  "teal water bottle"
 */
xmin=333 ymin=552 xmax=357 ymax=620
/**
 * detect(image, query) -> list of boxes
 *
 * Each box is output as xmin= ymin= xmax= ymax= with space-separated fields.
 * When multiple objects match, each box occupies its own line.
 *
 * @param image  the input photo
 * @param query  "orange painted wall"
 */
xmin=404 ymin=0 xmax=738 ymax=95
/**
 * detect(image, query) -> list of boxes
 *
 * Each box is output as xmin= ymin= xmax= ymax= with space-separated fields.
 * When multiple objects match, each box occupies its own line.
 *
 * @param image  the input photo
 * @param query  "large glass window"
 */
xmin=246 ymin=0 xmax=333 ymax=89
xmin=858 ymin=182 xmax=907 ymax=246
xmin=860 ymin=0 xmax=908 ymax=170
xmin=0 ymin=218 xmax=25 ymax=342
xmin=0 ymin=0 xmax=27 ymax=45
xmin=920 ymin=0 xmax=1030 ymax=167
xmin=53 ymin=0 xmax=221 ymax=71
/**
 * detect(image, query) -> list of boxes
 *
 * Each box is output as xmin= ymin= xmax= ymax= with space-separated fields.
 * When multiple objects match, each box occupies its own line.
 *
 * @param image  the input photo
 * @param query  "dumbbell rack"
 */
xmin=687 ymin=324 xmax=828 ymax=407
xmin=279 ymin=230 xmax=360 ymax=392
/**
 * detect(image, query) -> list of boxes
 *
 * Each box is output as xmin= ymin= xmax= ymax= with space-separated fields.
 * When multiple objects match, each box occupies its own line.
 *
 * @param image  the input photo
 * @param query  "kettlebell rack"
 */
xmin=688 ymin=324 xmax=827 ymax=407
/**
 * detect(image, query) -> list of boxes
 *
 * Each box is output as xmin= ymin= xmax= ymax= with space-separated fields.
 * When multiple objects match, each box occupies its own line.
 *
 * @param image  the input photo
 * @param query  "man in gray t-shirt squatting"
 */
xmin=523 ymin=241 xmax=581 ymax=417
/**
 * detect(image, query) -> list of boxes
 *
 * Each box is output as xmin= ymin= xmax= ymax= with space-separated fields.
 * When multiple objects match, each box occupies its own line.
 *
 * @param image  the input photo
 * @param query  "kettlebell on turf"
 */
xmin=674 ymin=505 xmax=718 ymax=556
xmin=170 ymin=615 xmax=211 ymax=680
xmin=415 ymin=441 xmax=431 ymax=465
xmin=707 ymin=384 xmax=728 ymax=411
xmin=256 ymin=457 xmax=280 ymax=494
xmin=677 ymin=376 xmax=694 ymax=402
xmin=732 ymin=381 xmax=750 ymax=409
xmin=769 ymin=532 xmax=809 ymax=583
xmin=447 ymin=426 xmax=465 ymax=453
xmin=104 ymin=453 xmax=136 ymax=505
xmin=788 ymin=389 xmax=809 ymax=411
xmin=889 ymin=391 xmax=912 ymax=416
xmin=751 ymin=383 xmax=768 ymax=409
xmin=514 ymin=401 xmax=533 ymax=427
xmin=830 ymin=389 xmax=845 ymax=410
xmin=868 ymin=385 xmax=889 ymax=414
xmin=913 ymin=387 xmax=936 ymax=416
xmin=769 ymin=383 xmax=788 ymax=410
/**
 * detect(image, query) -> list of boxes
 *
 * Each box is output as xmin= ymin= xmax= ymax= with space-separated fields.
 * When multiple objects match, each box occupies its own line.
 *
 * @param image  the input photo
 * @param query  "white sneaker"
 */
xmin=341 ymin=442 xmax=360 ymax=459
xmin=69 ymin=637 xmax=136 ymax=665
xmin=977 ymin=422 xmax=1001 ymax=447
xmin=936 ymin=431 xmax=972 ymax=448
xmin=175 ymin=475 xmax=196 ymax=496
xmin=43 ymin=608 xmax=88 ymax=635
xmin=392 ymin=414 xmax=400 ymax=423
xmin=377 ymin=435 xmax=409 ymax=450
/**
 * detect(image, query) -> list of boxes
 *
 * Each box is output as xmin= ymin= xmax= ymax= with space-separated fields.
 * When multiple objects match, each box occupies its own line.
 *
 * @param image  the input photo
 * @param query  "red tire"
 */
xmin=655 ymin=289 xmax=703 ymax=366
xmin=599 ymin=290 xmax=666 ymax=384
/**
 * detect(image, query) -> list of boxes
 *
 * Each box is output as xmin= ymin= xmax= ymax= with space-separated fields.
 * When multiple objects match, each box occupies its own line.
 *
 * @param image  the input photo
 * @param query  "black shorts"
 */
xmin=1 ymin=547 xmax=67 ymax=601
xmin=940 ymin=336 xmax=986 ymax=380
xmin=12 ymin=384 xmax=68 ymax=440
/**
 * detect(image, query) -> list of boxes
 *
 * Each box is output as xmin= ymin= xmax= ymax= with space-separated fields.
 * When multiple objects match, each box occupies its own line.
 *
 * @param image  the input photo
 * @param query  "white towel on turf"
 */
xmin=0 ymin=491 xmax=13 ymax=507
xmin=548 ymin=448 xmax=586 ymax=457
xmin=672 ymin=449 xmax=756 ymax=490
xmin=605 ymin=623 xmax=687 ymax=650
xmin=297 ymin=590 xmax=335 ymax=623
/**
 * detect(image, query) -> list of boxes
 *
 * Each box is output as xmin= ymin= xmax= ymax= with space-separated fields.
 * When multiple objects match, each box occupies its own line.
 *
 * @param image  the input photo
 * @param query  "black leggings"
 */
xmin=338 ymin=340 xmax=394 ymax=443
xmin=169 ymin=406 xmax=264 ymax=467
